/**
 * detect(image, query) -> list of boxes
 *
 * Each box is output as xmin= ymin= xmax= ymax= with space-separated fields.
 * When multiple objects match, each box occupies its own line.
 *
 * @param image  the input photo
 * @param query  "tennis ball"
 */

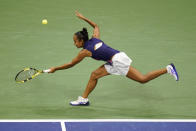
xmin=42 ymin=19 xmax=48 ymax=24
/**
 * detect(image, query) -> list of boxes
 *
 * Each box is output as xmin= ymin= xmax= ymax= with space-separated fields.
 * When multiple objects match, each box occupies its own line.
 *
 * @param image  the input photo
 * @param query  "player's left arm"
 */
xmin=49 ymin=49 xmax=92 ymax=73
xmin=75 ymin=11 xmax=100 ymax=39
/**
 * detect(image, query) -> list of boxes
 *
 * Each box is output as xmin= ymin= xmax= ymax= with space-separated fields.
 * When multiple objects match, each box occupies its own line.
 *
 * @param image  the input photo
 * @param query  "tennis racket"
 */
xmin=15 ymin=68 xmax=50 ymax=83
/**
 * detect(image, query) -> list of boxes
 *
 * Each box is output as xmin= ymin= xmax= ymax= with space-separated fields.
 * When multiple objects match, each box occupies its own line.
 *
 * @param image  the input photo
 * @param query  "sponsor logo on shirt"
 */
xmin=94 ymin=42 xmax=103 ymax=50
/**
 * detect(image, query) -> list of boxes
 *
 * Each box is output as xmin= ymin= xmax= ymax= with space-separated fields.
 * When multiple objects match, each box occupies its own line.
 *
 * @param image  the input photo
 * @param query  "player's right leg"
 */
xmin=70 ymin=65 xmax=109 ymax=106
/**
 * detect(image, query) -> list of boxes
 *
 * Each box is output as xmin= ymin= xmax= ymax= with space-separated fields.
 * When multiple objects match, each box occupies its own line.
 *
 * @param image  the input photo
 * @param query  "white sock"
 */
xmin=166 ymin=65 xmax=171 ymax=74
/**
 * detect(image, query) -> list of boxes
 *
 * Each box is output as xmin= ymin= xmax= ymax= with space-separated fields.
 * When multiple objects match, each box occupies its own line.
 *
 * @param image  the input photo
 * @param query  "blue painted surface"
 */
xmin=65 ymin=122 xmax=196 ymax=131
xmin=0 ymin=122 xmax=61 ymax=131
xmin=0 ymin=122 xmax=196 ymax=131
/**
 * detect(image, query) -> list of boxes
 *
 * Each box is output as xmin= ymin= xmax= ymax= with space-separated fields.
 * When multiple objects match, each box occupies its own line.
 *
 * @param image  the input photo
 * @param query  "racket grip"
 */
xmin=43 ymin=69 xmax=51 ymax=73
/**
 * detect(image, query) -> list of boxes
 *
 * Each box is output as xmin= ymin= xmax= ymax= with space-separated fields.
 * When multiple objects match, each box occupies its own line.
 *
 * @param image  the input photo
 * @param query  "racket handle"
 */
xmin=43 ymin=69 xmax=51 ymax=73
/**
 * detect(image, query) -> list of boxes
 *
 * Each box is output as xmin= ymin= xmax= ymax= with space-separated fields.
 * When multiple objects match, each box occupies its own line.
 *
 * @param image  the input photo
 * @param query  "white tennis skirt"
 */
xmin=104 ymin=52 xmax=132 ymax=76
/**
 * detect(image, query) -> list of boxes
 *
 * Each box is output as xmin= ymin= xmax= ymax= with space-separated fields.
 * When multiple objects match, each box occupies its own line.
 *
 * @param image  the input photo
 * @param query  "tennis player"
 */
xmin=49 ymin=11 xmax=179 ymax=106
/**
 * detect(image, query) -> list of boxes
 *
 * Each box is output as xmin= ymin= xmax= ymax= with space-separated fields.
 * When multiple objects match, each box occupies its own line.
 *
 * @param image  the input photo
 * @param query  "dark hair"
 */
xmin=75 ymin=28 xmax=89 ymax=42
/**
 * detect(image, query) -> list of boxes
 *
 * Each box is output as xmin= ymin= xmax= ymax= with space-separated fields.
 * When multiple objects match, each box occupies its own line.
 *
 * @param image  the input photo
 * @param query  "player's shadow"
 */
xmin=34 ymin=106 xmax=100 ymax=119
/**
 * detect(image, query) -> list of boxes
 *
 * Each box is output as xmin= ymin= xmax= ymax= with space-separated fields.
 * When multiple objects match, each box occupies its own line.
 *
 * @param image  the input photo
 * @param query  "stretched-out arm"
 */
xmin=75 ymin=11 xmax=100 ymax=39
xmin=49 ymin=49 xmax=91 ymax=73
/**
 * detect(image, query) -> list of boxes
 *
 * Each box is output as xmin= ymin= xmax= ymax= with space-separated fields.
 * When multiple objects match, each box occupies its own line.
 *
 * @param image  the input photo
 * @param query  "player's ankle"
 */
xmin=82 ymin=95 xmax=88 ymax=99
xmin=166 ymin=65 xmax=171 ymax=74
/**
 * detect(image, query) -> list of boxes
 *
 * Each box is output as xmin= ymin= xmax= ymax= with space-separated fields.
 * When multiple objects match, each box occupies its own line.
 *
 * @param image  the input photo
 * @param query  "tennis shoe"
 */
xmin=70 ymin=96 xmax=90 ymax=106
xmin=166 ymin=63 xmax=179 ymax=81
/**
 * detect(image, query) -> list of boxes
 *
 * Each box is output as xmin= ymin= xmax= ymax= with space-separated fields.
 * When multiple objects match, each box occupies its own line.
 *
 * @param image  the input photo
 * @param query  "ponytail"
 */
xmin=75 ymin=28 xmax=89 ymax=42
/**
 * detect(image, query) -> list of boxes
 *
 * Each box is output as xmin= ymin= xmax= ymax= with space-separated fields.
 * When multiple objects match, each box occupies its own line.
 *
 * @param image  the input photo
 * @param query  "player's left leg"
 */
xmin=126 ymin=63 xmax=179 ymax=83
xmin=126 ymin=66 xmax=167 ymax=83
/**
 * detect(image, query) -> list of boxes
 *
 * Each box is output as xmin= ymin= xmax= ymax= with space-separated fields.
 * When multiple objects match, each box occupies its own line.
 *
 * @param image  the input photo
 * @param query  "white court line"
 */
xmin=0 ymin=119 xmax=196 ymax=122
xmin=61 ymin=121 xmax=66 ymax=131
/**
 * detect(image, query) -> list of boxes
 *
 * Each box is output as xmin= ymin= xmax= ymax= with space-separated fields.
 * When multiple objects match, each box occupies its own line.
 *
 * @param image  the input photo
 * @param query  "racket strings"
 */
xmin=15 ymin=69 xmax=37 ymax=82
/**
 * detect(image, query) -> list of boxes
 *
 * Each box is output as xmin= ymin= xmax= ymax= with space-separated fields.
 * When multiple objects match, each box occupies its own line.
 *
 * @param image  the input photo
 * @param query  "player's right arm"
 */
xmin=49 ymin=49 xmax=92 ymax=73
xmin=75 ymin=11 xmax=100 ymax=39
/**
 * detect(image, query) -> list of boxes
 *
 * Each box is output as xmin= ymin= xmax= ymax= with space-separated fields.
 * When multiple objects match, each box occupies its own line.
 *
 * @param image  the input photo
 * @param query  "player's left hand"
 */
xmin=75 ymin=11 xmax=85 ymax=19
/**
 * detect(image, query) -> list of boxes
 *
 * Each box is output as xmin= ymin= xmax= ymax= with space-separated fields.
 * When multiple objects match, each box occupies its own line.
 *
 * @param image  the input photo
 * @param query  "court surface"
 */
xmin=0 ymin=0 xmax=196 ymax=119
xmin=0 ymin=120 xmax=196 ymax=131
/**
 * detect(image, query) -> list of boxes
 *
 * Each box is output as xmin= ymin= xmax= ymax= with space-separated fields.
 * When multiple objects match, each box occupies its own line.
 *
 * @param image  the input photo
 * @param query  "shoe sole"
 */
xmin=70 ymin=102 xmax=90 ymax=106
xmin=170 ymin=63 xmax=179 ymax=81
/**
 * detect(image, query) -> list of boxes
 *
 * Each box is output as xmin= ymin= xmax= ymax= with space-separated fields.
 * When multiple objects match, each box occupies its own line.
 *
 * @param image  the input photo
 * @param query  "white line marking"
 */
xmin=61 ymin=121 xmax=66 ymax=131
xmin=0 ymin=119 xmax=196 ymax=122
xmin=0 ymin=119 xmax=195 ymax=122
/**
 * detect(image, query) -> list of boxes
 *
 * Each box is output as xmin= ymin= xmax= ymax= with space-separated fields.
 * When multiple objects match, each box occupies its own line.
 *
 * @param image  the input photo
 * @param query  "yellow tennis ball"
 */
xmin=42 ymin=19 xmax=48 ymax=24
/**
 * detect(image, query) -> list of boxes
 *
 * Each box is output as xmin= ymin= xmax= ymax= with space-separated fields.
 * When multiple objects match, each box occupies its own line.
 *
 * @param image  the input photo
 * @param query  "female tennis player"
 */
xmin=49 ymin=11 xmax=179 ymax=106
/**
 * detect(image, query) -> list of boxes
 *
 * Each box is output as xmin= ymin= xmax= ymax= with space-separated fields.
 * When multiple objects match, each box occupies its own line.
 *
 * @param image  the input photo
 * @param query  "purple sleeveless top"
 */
xmin=83 ymin=38 xmax=120 ymax=62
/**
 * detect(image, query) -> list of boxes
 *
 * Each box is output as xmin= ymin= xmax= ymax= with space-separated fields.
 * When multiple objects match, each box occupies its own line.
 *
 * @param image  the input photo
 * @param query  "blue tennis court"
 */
xmin=65 ymin=122 xmax=196 ymax=131
xmin=0 ymin=121 xmax=196 ymax=131
xmin=0 ymin=122 xmax=62 ymax=131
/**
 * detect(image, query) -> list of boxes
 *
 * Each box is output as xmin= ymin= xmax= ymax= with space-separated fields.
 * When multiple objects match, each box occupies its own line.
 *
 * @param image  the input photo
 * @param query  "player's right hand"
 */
xmin=48 ymin=67 xmax=56 ymax=73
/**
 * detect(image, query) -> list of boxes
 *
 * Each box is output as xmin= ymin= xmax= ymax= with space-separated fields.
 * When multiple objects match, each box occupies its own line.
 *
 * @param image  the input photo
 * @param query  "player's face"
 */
xmin=73 ymin=35 xmax=83 ymax=48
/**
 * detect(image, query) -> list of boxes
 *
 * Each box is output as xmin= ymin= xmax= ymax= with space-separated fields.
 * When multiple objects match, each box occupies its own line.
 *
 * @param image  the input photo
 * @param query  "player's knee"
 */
xmin=139 ymin=80 xmax=147 ymax=84
xmin=90 ymin=71 xmax=99 ymax=80
xmin=139 ymin=77 xmax=148 ymax=84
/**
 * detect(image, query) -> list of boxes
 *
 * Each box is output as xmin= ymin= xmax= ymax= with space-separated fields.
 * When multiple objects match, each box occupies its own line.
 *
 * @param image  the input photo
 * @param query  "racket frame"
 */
xmin=15 ymin=68 xmax=43 ymax=83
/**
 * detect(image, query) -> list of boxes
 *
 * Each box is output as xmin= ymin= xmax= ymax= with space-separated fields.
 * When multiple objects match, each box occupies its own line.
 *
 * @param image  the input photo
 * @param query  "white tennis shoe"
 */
xmin=166 ymin=63 xmax=179 ymax=81
xmin=70 ymin=96 xmax=90 ymax=106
